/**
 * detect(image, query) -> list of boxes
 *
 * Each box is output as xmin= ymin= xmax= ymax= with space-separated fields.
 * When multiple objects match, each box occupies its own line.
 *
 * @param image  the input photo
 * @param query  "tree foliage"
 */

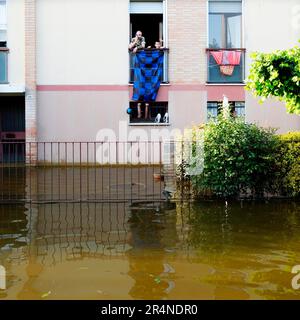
xmin=246 ymin=44 xmax=300 ymax=114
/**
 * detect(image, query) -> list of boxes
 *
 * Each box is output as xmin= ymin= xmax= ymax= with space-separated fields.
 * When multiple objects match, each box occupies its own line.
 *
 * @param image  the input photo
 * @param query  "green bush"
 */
xmin=277 ymin=132 xmax=300 ymax=197
xmin=188 ymin=117 xmax=280 ymax=198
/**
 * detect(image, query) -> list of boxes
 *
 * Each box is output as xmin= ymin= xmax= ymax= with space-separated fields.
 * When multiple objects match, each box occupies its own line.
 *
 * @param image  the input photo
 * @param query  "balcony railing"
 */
xmin=0 ymin=47 xmax=8 ymax=84
xmin=207 ymin=48 xmax=245 ymax=84
xmin=129 ymin=48 xmax=169 ymax=83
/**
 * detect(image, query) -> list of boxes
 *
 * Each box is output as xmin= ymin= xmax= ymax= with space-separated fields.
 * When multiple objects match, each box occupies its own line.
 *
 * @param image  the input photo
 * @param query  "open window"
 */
xmin=129 ymin=101 xmax=169 ymax=125
xmin=130 ymin=14 xmax=163 ymax=49
xmin=129 ymin=0 xmax=168 ymax=83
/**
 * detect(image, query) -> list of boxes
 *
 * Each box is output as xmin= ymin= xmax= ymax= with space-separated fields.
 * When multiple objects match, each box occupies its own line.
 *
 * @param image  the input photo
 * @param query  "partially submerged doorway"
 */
xmin=0 ymin=95 xmax=25 ymax=163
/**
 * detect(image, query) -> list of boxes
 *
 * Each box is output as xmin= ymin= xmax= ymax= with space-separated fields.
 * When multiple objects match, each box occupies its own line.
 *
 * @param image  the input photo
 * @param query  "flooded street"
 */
xmin=1 ymin=199 xmax=300 ymax=300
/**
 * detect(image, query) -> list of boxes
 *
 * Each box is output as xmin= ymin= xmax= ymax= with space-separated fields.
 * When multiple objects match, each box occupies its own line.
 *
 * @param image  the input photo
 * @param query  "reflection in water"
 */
xmin=127 ymin=202 xmax=177 ymax=300
xmin=0 ymin=200 xmax=300 ymax=299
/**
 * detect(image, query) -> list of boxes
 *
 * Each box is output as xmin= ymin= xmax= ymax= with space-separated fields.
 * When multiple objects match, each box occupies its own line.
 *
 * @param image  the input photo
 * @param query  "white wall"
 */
xmin=244 ymin=0 xmax=300 ymax=132
xmin=244 ymin=0 xmax=300 ymax=72
xmin=6 ymin=0 xmax=25 ymax=87
xmin=36 ymin=0 xmax=130 ymax=85
xmin=245 ymin=92 xmax=300 ymax=133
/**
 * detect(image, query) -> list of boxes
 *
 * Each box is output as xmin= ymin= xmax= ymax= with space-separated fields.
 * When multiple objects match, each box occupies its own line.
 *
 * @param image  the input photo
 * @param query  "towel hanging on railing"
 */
xmin=132 ymin=50 xmax=164 ymax=102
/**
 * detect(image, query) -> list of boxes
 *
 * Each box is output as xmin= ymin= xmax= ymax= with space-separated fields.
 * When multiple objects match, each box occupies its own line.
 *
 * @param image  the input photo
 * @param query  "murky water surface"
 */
xmin=1 ymin=199 xmax=300 ymax=300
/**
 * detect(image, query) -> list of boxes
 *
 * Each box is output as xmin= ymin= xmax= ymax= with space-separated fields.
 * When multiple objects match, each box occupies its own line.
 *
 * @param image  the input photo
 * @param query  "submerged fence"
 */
xmin=0 ymin=141 xmax=168 ymax=164
xmin=0 ymin=141 xmax=185 ymax=203
xmin=0 ymin=201 xmax=179 ymax=266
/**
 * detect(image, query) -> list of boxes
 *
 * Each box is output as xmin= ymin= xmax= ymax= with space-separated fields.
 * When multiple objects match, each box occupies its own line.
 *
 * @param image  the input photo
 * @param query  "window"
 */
xmin=234 ymin=101 xmax=245 ymax=117
xmin=0 ymin=0 xmax=6 ymax=47
xmin=0 ymin=0 xmax=7 ymax=83
xmin=129 ymin=101 xmax=169 ymax=124
xmin=207 ymin=101 xmax=245 ymax=121
xmin=207 ymin=1 xmax=244 ymax=83
xmin=207 ymin=49 xmax=245 ymax=83
xmin=129 ymin=0 xmax=168 ymax=83
xmin=209 ymin=0 xmax=242 ymax=48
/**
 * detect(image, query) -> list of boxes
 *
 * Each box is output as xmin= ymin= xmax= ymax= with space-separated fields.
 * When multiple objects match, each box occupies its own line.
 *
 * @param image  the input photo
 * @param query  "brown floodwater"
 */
xmin=0 ymin=199 xmax=300 ymax=300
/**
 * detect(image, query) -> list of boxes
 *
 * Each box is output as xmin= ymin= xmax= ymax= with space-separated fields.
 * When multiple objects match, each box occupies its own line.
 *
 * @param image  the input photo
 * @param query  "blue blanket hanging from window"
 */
xmin=132 ymin=50 xmax=164 ymax=102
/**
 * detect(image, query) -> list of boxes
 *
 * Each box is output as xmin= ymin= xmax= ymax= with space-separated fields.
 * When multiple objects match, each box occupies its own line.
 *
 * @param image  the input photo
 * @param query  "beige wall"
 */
xmin=244 ymin=0 xmax=300 ymax=132
xmin=36 ymin=0 xmax=130 ymax=85
xmin=37 ymin=89 xmax=206 ymax=141
xmin=37 ymin=90 xmax=129 ymax=142
xmin=245 ymin=92 xmax=300 ymax=134
xmin=244 ymin=0 xmax=300 ymax=55
xmin=6 ymin=0 xmax=25 ymax=87
xmin=169 ymin=90 xmax=207 ymax=127
xmin=244 ymin=0 xmax=300 ymax=74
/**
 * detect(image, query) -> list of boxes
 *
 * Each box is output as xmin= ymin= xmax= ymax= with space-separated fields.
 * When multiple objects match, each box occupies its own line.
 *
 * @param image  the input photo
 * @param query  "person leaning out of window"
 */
xmin=147 ymin=41 xmax=164 ymax=49
xmin=129 ymin=30 xmax=146 ymax=53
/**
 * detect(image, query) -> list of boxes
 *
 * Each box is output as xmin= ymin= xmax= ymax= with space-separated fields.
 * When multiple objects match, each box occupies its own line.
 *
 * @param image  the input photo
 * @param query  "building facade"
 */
xmin=0 ymin=0 xmax=300 ymax=153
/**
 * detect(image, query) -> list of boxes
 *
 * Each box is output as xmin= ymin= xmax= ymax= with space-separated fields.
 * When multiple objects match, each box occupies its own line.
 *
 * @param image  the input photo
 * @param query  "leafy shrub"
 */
xmin=177 ymin=97 xmax=299 ymax=199
xmin=186 ymin=116 xmax=280 ymax=198
xmin=277 ymin=132 xmax=300 ymax=197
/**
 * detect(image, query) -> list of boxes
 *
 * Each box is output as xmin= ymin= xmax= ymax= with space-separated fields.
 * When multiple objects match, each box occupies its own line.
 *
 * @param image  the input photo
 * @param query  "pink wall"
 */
xmin=92 ymin=84 xmax=245 ymax=102
xmin=38 ymin=84 xmax=245 ymax=102
xmin=206 ymin=85 xmax=245 ymax=101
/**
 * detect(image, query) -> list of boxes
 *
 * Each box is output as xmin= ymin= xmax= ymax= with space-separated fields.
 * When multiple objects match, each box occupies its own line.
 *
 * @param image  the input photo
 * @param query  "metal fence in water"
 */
xmin=0 ymin=141 xmax=178 ymax=203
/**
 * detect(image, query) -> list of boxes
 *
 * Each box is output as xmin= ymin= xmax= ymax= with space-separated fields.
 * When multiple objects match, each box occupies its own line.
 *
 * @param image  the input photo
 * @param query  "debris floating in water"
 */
xmin=41 ymin=291 xmax=51 ymax=299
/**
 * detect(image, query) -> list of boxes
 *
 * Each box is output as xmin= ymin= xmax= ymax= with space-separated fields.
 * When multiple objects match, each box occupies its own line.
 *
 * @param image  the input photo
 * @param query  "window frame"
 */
xmin=207 ymin=0 xmax=243 ymax=49
xmin=129 ymin=0 xmax=169 ymax=83
xmin=128 ymin=101 xmax=170 ymax=126
xmin=207 ymin=101 xmax=245 ymax=121
xmin=209 ymin=12 xmax=242 ymax=49
xmin=0 ymin=0 xmax=7 ymax=46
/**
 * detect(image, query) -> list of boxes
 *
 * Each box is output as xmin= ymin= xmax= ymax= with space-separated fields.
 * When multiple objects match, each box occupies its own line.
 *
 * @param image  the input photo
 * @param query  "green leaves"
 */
xmin=246 ymin=44 xmax=300 ymax=114
xmin=276 ymin=132 xmax=300 ymax=197
xmin=190 ymin=116 xmax=280 ymax=198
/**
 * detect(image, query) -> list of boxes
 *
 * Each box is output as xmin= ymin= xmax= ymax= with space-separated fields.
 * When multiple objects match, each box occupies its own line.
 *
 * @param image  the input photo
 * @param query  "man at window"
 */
xmin=129 ymin=30 xmax=146 ymax=53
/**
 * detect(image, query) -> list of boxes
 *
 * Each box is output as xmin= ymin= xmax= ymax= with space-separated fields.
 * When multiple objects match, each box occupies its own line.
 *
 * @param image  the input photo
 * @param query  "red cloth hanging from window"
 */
xmin=210 ymin=51 xmax=223 ymax=65
xmin=222 ymin=50 xmax=241 ymax=65
xmin=211 ymin=50 xmax=241 ymax=66
xmin=210 ymin=50 xmax=242 ymax=76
